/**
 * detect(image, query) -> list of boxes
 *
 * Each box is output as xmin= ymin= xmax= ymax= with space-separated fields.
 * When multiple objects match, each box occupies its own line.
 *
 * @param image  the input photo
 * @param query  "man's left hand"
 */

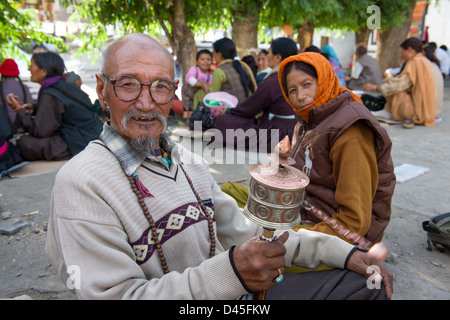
xmin=346 ymin=247 xmax=394 ymax=299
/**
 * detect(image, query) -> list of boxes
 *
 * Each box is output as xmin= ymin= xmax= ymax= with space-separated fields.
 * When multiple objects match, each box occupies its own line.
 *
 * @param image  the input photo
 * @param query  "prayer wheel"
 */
xmin=243 ymin=137 xmax=309 ymax=240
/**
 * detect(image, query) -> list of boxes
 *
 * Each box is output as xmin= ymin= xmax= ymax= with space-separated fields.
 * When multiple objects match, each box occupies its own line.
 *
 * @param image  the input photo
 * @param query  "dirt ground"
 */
xmin=1 ymin=81 xmax=449 ymax=300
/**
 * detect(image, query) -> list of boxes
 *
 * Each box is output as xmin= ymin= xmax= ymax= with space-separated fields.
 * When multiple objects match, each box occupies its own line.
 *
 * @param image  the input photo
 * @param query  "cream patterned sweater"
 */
xmin=45 ymin=128 xmax=355 ymax=300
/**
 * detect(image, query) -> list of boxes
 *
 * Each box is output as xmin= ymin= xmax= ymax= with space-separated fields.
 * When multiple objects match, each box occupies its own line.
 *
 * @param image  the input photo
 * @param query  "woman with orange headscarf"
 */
xmin=278 ymin=52 xmax=396 ymax=245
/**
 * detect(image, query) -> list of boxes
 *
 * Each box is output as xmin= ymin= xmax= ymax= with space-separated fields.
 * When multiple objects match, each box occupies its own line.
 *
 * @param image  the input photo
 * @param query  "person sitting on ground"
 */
xmin=193 ymin=38 xmax=257 ymax=110
xmin=305 ymin=45 xmax=346 ymax=87
xmin=0 ymin=58 xmax=33 ymax=132
xmin=364 ymin=37 xmax=436 ymax=128
xmin=347 ymin=45 xmax=383 ymax=91
xmin=64 ymin=71 xmax=83 ymax=87
xmin=215 ymin=37 xmax=298 ymax=153
xmin=0 ymin=102 xmax=23 ymax=172
xmin=278 ymin=52 xmax=396 ymax=246
xmin=429 ymin=42 xmax=450 ymax=78
xmin=45 ymin=32 xmax=393 ymax=300
xmin=422 ymin=44 xmax=444 ymax=122
xmin=181 ymin=49 xmax=213 ymax=122
xmin=6 ymin=51 xmax=103 ymax=161
xmin=256 ymin=49 xmax=271 ymax=85
xmin=242 ymin=55 xmax=258 ymax=80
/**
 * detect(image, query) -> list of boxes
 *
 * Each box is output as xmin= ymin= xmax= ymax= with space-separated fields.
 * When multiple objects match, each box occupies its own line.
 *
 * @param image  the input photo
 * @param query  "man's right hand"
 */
xmin=232 ymin=231 xmax=289 ymax=292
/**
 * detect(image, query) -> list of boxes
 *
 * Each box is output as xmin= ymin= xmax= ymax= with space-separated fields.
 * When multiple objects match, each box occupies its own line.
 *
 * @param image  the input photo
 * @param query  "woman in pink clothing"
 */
xmin=181 ymin=49 xmax=213 ymax=121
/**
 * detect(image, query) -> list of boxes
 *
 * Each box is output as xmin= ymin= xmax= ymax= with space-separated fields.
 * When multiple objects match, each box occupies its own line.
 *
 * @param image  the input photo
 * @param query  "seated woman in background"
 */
xmin=6 ymin=51 xmax=102 ymax=161
xmin=0 ymin=58 xmax=33 ymax=132
xmin=305 ymin=45 xmax=346 ymax=87
xmin=193 ymin=38 xmax=256 ymax=109
xmin=215 ymin=37 xmax=298 ymax=153
xmin=364 ymin=37 xmax=436 ymax=128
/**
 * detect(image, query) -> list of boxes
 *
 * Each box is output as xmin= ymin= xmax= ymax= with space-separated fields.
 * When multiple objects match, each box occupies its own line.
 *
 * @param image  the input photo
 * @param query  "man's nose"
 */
xmin=135 ymin=85 xmax=156 ymax=111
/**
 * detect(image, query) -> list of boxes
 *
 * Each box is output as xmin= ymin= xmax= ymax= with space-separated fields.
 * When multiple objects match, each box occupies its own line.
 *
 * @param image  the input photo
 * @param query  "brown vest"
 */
xmin=218 ymin=62 xmax=250 ymax=103
xmin=292 ymin=91 xmax=396 ymax=243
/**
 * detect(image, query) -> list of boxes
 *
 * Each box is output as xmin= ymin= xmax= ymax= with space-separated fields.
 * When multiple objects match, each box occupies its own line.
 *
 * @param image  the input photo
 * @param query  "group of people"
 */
xmin=182 ymin=37 xmax=298 ymax=153
xmin=0 ymin=51 xmax=103 ymax=172
xmin=180 ymin=35 xmax=446 ymax=159
xmin=0 ymin=29 xmax=444 ymax=301
xmin=364 ymin=37 xmax=445 ymax=128
xmin=45 ymin=33 xmax=395 ymax=300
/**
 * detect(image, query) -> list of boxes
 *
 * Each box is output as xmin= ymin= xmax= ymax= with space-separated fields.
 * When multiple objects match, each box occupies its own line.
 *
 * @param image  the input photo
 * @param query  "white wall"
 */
xmin=424 ymin=0 xmax=450 ymax=48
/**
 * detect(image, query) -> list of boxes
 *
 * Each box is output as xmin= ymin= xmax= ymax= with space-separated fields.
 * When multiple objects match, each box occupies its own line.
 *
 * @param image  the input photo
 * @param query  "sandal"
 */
xmin=403 ymin=119 xmax=415 ymax=129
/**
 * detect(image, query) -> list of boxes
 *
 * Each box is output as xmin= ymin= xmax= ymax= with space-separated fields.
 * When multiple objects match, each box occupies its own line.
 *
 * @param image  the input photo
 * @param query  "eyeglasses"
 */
xmin=103 ymin=74 xmax=178 ymax=104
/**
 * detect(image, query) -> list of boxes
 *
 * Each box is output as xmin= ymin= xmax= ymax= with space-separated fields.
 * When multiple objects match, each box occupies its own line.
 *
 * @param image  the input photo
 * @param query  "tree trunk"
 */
xmin=297 ymin=20 xmax=314 ymax=51
xmin=169 ymin=0 xmax=197 ymax=82
xmin=376 ymin=0 xmax=416 ymax=74
xmin=355 ymin=28 xmax=371 ymax=47
xmin=231 ymin=8 xmax=260 ymax=58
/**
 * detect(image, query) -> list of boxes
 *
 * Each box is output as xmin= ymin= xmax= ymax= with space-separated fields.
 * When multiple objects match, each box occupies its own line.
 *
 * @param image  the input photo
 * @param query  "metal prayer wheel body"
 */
xmin=243 ymin=162 xmax=310 ymax=230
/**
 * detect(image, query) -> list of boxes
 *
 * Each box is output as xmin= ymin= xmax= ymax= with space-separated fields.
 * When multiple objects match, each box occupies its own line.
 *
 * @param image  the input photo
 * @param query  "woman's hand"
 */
xmin=363 ymin=83 xmax=377 ymax=92
xmin=6 ymin=93 xmax=20 ymax=109
xmin=22 ymin=103 xmax=34 ymax=114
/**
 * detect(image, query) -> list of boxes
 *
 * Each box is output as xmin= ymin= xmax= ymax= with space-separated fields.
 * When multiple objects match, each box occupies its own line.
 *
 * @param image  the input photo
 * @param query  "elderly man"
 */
xmin=45 ymin=33 xmax=392 ymax=300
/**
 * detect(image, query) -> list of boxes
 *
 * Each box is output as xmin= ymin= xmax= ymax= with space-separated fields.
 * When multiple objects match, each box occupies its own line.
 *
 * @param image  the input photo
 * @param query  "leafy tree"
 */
xmin=373 ymin=0 xmax=417 ymax=72
xmin=0 ymin=0 xmax=65 ymax=61
xmin=62 ymin=0 xmax=229 ymax=79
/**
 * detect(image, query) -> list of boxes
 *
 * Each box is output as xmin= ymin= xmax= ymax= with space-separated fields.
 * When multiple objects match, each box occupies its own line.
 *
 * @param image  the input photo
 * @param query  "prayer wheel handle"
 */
xmin=302 ymin=201 xmax=389 ymax=263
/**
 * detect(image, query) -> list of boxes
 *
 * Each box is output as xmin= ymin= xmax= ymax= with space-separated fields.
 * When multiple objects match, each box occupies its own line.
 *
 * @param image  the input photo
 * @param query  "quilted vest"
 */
xmin=292 ymin=91 xmax=396 ymax=243
xmin=218 ymin=62 xmax=249 ymax=103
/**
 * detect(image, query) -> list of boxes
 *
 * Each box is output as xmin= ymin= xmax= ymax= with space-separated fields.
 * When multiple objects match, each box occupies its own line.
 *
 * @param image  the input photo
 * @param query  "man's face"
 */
xmin=96 ymin=43 xmax=174 ymax=143
xmin=267 ymin=46 xmax=280 ymax=69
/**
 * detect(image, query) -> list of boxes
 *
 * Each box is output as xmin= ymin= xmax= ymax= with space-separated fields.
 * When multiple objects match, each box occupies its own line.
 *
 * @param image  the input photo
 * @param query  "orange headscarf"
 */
xmin=278 ymin=52 xmax=362 ymax=122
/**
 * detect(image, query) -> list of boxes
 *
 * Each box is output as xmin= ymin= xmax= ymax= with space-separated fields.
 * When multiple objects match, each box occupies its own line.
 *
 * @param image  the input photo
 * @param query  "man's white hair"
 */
xmin=99 ymin=33 xmax=174 ymax=78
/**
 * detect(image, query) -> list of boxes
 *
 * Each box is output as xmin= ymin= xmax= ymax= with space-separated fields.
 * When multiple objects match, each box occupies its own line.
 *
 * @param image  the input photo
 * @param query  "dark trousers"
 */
xmin=265 ymin=269 xmax=387 ymax=300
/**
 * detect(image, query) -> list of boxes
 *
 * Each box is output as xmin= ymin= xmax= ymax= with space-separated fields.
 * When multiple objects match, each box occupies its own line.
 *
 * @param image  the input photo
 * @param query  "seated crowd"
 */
xmin=2 ymin=33 xmax=445 ymax=300
xmin=0 ymin=52 xmax=103 ymax=173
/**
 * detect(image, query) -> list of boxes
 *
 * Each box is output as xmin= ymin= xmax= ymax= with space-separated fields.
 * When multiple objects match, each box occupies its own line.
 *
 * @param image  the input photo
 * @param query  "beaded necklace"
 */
xmin=127 ymin=150 xmax=216 ymax=274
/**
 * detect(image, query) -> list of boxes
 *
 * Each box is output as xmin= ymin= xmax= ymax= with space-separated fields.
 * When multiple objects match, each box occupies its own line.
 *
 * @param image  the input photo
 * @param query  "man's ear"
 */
xmin=95 ymin=74 xmax=107 ymax=110
xmin=275 ymin=53 xmax=282 ymax=65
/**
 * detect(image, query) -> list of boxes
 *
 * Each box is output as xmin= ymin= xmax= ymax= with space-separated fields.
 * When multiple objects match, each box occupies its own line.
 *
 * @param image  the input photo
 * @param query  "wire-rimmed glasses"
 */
xmin=103 ymin=74 xmax=178 ymax=104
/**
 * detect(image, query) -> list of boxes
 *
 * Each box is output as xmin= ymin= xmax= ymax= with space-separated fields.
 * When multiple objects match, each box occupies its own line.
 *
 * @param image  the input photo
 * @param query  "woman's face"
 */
xmin=197 ymin=53 xmax=212 ymax=73
xmin=267 ymin=47 xmax=281 ymax=68
xmin=285 ymin=68 xmax=318 ymax=111
xmin=28 ymin=58 xmax=46 ymax=84
xmin=401 ymin=47 xmax=417 ymax=62
xmin=213 ymin=50 xmax=223 ymax=64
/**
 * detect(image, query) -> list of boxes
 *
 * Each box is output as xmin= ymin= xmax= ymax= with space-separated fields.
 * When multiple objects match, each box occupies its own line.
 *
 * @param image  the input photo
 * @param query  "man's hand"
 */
xmin=346 ymin=245 xmax=394 ymax=299
xmin=232 ymin=231 xmax=289 ymax=292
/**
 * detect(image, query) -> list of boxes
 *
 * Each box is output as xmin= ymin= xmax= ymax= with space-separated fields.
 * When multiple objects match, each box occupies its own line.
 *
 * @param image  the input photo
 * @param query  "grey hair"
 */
xmin=99 ymin=33 xmax=174 ymax=78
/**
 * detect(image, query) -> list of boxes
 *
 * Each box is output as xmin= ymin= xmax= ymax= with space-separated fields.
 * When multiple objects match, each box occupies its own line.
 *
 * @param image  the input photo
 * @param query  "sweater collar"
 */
xmin=99 ymin=122 xmax=178 ymax=176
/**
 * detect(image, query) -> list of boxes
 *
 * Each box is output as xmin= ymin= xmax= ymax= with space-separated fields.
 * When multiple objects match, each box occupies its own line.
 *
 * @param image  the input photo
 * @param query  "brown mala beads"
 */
xmin=128 ymin=174 xmax=169 ymax=274
xmin=126 ymin=163 xmax=216 ymax=275
xmin=179 ymin=163 xmax=216 ymax=258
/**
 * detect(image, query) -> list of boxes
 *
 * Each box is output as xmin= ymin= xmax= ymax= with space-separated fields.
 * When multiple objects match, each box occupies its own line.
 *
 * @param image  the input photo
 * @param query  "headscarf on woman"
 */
xmin=278 ymin=52 xmax=362 ymax=122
